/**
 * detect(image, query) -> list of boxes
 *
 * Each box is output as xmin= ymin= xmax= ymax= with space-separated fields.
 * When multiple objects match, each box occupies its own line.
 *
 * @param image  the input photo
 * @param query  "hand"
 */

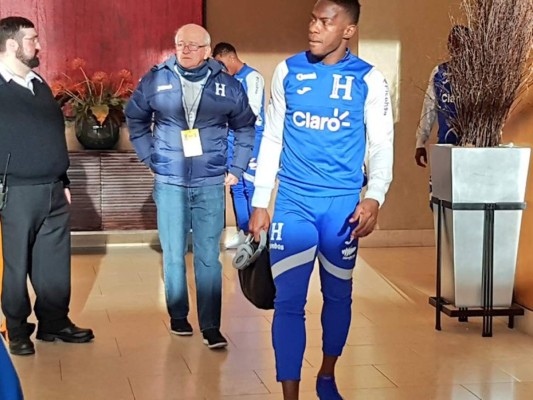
xmin=415 ymin=147 xmax=428 ymax=167
xmin=64 ymin=188 xmax=71 ymax=204
xmin=225 ymin=173 xmax=238 ymax=186
xmin=349 ymin=198 xmax=379 ymax=239
xmin=249 ymin=208 xmax=271 ymax=242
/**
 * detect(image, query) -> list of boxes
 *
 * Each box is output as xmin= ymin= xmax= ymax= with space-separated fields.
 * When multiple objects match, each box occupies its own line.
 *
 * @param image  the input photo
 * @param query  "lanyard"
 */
xmin=182 ymin=85 xmax=203 ymax=129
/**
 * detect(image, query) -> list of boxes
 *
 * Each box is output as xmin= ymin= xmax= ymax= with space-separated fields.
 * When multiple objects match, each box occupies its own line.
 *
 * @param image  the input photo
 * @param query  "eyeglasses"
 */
xmin=176 ymin=42 xmax=208 ymax=52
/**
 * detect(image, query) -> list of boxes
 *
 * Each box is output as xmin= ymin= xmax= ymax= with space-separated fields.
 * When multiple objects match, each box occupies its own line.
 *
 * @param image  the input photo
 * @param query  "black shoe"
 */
xmin=9 ymin=337 xmax=35 ymax=356
xmin=36 ymin=324 xmax=94 ymax=343
xmin=202 ymin=328 xmax=227 ymax=349
xmin=170 ymin=318 xmax=193 ymax=336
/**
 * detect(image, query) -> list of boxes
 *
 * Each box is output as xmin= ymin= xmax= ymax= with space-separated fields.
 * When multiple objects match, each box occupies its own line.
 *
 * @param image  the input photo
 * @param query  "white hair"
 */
xmin=174 ymin=25 xmax=211 ymax=46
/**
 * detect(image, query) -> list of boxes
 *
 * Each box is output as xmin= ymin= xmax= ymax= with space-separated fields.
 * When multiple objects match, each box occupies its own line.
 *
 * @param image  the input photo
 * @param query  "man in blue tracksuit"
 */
xmin=249 ymin=1 xmax=394 ymax=399
xmin=0 ymin=336 xmax=24 ymax=399
xmin=213 ymin=42 xmax=266 ymax=249
xmin=415 ymin=25 xmax=470 ymax=167
xmin=415 ymin=26 xmax=470 ymax=206
xmin=126 ymin=24 xmax=255 ymax=349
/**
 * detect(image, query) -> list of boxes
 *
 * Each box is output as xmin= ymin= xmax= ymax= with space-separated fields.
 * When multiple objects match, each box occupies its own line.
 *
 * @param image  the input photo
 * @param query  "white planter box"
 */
xmin=430 ymin=145 xmax=530 ymax=307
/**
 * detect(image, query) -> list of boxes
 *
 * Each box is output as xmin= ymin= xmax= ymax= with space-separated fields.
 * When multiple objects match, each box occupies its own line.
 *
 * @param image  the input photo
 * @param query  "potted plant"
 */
xmin=430 ymin=0 xmax=533 ymax=308
xmin=51 ymin=58 xmax=134 ymax=150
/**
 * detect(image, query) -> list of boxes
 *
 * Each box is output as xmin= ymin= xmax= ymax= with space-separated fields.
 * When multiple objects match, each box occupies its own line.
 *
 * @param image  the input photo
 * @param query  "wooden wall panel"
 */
xmin=69 ymin=152 xmax=102 ymax=231
xmin=0 ymin=0 xmax=204 ymax=81
xmin=100 ymin=152 xmax=156 ymax=230
xmin=68 ymin=151 xmax=156 ymax=231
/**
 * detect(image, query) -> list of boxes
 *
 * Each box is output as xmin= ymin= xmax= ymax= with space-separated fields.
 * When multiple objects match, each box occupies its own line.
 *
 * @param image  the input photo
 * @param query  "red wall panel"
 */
xmin=0 ymin=0 xmax=204 ymax=80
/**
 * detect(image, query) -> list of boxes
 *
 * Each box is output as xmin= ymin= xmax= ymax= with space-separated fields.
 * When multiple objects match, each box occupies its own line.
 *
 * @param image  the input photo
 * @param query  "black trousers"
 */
xmin=1 ymin=181 xmax=71 ymax=339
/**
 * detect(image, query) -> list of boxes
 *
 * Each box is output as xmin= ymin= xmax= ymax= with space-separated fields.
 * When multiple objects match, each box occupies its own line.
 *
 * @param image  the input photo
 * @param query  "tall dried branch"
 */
xmin=448 ymin=0 xmax=533 ymax=147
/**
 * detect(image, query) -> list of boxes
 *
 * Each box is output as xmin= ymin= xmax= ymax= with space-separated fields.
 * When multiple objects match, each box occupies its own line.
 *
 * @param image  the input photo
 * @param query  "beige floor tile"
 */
xmin=226 ymin=330 xmax=273 ymax=350
xmin=215 ymin=386 xmax=480 ymax=400
xmin=128 ymin=373 xmax=207 ymax=400
xmin=255 ymin=365 xmax=395 ymax=393
xmin=304 ymin=343 xmax=423 ymax=368
xmin=66 ymin=309 xmax=111 ymax=328
xmin=9 ymin=246 xmax=533 ymax=400
xmin=463 ymin=382 xmax=533 ymax=400
xmin=116 ymin=333 xmax=190 ymax=357
xmin=31 ymin=335 xmax=120 ymax=363
xmin=130 ymin=370 xmax=269 ymax=399
xmin=12 ymin=357 xmax=61 ymax=383
xmin=182 ymin=346 xmax=277 ymax=374
xmin=492 ymin=358 xmax=533 ymax=381
xmin=55 ymin=375 xmax=135 ymax=400
xmin=18 ymin=378 xmax=66 ymax=400
xmin=374 ymin=360 xmax=517 ymax=386
xmin=336 ymin=385 xmax=479 ymax=400
xmin=214 ymin=395 xmax=284 ymax=400
xmin=60 ymin=354 xmax=126 ymax=381
xmin=223 ymin=316 xmax=273 ymax=333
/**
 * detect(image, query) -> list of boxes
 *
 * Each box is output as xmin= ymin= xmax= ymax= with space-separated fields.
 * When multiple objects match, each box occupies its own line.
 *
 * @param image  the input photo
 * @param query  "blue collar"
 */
xmin=174 ymin=60 xmax=209 ymax=82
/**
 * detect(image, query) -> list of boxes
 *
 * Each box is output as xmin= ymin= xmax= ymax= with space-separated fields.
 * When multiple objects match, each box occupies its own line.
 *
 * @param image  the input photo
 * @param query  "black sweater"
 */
xmin=0 ymin=75 xmax=69 ymax=186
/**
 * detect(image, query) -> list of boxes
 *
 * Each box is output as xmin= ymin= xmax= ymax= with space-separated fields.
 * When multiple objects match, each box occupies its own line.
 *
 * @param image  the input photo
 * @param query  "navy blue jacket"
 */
xmin=434 ymin=62 xmax=459 ymax=144
xmin=125 ymin=56 xmax=256 ymax=187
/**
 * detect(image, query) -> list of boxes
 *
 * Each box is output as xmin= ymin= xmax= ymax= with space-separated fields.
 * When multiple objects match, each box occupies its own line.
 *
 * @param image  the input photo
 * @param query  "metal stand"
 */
xmin=430 ymin=197 xmax=525 ymax=337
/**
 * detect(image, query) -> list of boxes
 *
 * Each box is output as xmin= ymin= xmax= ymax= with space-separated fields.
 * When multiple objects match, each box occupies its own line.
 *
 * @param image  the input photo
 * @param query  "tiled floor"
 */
xmin=9 ymin=245 xmax=533 ymax=399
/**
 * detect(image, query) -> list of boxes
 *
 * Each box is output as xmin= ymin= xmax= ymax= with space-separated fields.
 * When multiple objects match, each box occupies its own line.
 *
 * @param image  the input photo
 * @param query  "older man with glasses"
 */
xmin=126 ymin=24 xmax=256 ymax=349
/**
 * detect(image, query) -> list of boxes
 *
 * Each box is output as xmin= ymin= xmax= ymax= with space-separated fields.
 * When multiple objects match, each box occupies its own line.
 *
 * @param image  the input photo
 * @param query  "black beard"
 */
xmin=16 ymin=48 xmax=40 ymax=69
xmin=26 ymin=56 xmax=40 ymax=68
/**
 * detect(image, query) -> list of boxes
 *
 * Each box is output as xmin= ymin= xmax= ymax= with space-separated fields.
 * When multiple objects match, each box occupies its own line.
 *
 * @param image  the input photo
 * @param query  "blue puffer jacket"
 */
xmin=125 ymin=56 xmax=256 ymax=187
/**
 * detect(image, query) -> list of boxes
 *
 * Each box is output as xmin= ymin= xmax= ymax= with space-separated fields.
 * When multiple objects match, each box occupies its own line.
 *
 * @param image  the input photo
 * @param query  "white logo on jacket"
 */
xmin=270 ymin=223 xmax=284 ymax=241
xmin=270 ymin=223 xmax=286 ymax=250
xmin=342 ymin=245 xmax=358 ymax=260
xmin=292 ymin=108 xmax=350 ymax=132
xmin=297 ymin=87 xmax=312 ymax=95
xmin=215 ymin=83 xmax=226 ymax=97
xmin=157 ymin=84 xmax=173 ymax=91
xmin=296 ymin=72 xmax=317 ymax=81
xmin=330 ymin=74 xmax=354 ymax=100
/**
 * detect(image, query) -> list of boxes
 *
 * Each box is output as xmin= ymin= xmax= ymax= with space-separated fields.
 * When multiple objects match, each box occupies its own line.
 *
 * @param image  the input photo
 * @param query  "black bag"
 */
xmin=237 ymin=247 xmax=275 ymax=310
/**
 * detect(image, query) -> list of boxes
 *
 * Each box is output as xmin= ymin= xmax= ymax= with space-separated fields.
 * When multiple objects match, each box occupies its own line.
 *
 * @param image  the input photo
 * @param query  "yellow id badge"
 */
xmin=181 ymin=129 xmax=203 ymax=157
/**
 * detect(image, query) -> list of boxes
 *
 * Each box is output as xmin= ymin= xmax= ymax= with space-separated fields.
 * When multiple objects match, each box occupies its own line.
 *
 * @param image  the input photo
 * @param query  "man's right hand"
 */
xmin=249 ymin=208 xmax=271 ymax=241
xmin=415 ymin=147 xmax=428 ymax=167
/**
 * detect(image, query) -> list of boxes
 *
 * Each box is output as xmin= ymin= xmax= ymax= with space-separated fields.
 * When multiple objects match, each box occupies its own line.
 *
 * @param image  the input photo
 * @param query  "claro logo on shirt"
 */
xmin=292 ymin=108 xmax=351 ymax=132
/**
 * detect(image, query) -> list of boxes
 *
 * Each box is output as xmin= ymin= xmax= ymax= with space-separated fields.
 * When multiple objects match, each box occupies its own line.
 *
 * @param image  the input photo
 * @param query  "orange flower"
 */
xmin=51 ymin=59 xmax=135 ymax=125
xmin=70 ymin=58 xmax=86 ymax=70
xmin=117 ymin=69 xmax=132 ymax=81
xmin=50 ymin=80 xmax=66 ymax=97
xmin=91 ymin=71 xmax=109 ymax=84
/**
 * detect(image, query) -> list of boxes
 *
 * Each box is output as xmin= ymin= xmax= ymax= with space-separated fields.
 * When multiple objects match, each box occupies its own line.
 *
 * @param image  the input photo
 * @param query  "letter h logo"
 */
xmin=330 ymin=74 xmax=354 ymax=100
xmin=215 ymin=83 xmax=226 ymax=97
xmin=270 ymin=222 xmax=284 ymax=242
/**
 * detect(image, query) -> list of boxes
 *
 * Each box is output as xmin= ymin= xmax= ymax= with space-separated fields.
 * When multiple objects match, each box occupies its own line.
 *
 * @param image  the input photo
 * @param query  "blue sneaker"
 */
xmin=316 ymin=375 xmax=343 ymax=400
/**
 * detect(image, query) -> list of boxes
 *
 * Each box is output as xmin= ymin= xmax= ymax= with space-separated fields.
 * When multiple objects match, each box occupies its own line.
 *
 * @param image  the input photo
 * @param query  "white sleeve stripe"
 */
xmin=245 ymin=71 xmax=265 ymax=117
xmin=415 ymin=66 xmax=439 ymax=148
xmin=363 ymin=68 xmax=394 ymax=207
xmin=251 ymin=61 xmax=288 ymax=209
